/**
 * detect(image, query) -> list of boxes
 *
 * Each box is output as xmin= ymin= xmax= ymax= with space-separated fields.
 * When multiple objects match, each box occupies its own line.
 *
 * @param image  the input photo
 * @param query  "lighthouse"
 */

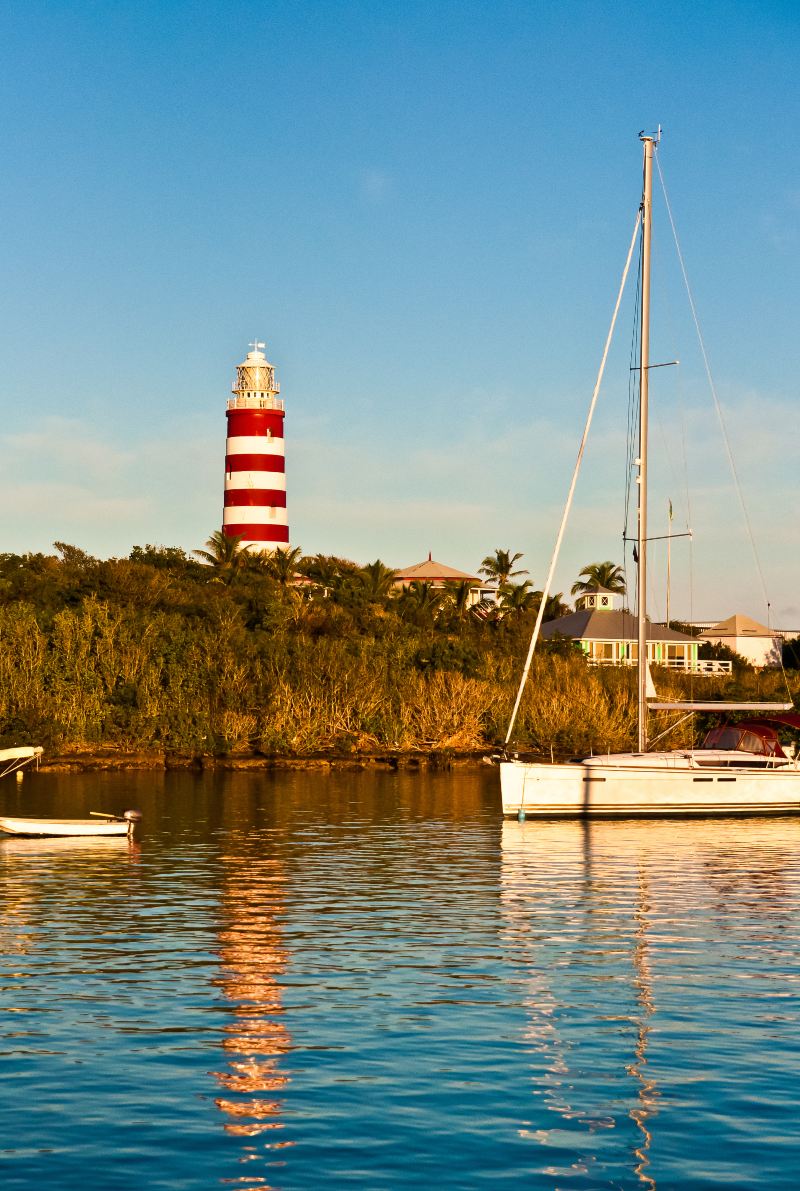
xmin=223 ymin=340 xmax=289 ymax=551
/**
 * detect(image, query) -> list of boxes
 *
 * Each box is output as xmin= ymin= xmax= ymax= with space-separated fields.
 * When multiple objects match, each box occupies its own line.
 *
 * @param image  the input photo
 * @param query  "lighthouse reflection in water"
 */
xmin=212 ymin=853 xmax=293 ymax=1171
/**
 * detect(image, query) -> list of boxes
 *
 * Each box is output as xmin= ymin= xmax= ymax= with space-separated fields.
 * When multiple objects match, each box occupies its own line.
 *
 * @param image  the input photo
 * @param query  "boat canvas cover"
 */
xmin=733 ymin=712 xmax=800 ymax=732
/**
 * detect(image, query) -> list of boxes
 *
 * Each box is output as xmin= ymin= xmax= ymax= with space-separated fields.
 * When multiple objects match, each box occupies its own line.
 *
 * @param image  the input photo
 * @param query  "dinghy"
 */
xmin=0 ymin=809 xmax=142 ymax=838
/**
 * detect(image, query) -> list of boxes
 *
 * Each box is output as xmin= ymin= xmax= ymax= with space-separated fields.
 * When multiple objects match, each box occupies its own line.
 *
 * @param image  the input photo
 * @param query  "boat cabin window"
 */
xmin=702 ymin=724 xmax=784 ymax=757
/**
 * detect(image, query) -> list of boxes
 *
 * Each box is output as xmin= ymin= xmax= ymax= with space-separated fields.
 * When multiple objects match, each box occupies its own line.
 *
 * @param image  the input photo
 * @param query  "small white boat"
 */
xmin=0 ymin=810 xmax=142 ymax=838
xmin=0 ymin=745 xmax=43 ymax=778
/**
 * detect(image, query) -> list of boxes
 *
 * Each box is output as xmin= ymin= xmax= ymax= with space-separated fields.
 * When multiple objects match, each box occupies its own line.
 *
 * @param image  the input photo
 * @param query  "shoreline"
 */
xmin=34 ymin=748 xmax=494 ymax=774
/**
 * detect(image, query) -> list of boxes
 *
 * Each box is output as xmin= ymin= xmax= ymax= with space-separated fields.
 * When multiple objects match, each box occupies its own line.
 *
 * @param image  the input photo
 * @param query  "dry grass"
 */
xmin=2 ymin=595 xmax=798 ymax=757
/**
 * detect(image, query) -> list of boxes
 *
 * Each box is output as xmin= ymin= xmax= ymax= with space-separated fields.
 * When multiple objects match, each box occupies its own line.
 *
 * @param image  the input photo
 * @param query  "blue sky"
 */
xmin=1 ymin=1 xmax=798 ymax=621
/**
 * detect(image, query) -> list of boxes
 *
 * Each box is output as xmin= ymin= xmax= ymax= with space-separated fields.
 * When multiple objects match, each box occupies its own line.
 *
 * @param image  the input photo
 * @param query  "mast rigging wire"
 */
xmin=654 ymin=146 xmax=792 ymax=700
xmin=653 ymin=148 xmax=770 ymax=613
xmin=503 ymin=207 xmax=642 ymax=748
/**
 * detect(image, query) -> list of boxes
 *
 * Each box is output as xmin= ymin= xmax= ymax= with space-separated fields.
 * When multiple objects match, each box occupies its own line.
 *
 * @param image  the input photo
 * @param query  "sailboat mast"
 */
xmin=637 ymin=134 xmax=655 ymax=753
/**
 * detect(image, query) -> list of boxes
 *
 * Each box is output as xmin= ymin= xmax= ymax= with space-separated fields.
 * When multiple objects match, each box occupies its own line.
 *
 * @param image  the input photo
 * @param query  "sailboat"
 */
xmin=500 ymin=131 xmax=800 ymax=818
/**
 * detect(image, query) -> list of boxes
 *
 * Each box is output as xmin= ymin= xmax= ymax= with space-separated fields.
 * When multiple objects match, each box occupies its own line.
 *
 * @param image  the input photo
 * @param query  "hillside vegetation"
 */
xmin=0 ymin=543 xmax=796 ymax=760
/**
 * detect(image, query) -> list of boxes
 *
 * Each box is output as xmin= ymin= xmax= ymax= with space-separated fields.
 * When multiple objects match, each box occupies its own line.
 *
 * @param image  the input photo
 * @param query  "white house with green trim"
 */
xmin=540 ymin=588 xmax=730 ymax=673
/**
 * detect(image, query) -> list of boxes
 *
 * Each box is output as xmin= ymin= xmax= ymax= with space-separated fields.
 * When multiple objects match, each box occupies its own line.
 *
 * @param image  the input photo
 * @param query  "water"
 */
xmin=2 ymin=769 xmax=800 ymax=1188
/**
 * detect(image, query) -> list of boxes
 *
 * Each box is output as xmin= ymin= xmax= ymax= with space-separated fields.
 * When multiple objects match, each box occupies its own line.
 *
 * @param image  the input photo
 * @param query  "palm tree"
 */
xmin=396 ymin=581 xmax=443 ymax=625
xmin=447 ymin=579 xmax=475 ymax=620
xmin=479 ymin=549 xmax=528 ymax=589
xmin=193 ymin=530 xmax=243 ymax=581
xmin=571 ymin=561 xmax=626 ymax=596
xmin=300 ymin=553 xmax=339 ymax=584
xmin=499 ymin=580 xmax=536 ymax=614
xmin=265 ymin=546 xmax=304 ymax=587
xmin=299 ymin=553 xmax=341 ymax=597
xmin=530 ymin=590 xmax=570 ymax=621
xmin=357 ymin=559 xmax=396 ymax=602
xmin=240 ymin=549 xmax=279 ymax=579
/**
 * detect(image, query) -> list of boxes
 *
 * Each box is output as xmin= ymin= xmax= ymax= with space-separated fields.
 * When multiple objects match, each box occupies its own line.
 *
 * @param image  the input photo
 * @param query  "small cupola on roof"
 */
xmin=575 ymin=586 xmax=621 ymax=612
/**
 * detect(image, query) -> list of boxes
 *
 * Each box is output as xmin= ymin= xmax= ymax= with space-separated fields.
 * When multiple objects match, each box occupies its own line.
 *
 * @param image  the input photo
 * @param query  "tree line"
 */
xmin=0 ymin=538 xmax=794 ymax=759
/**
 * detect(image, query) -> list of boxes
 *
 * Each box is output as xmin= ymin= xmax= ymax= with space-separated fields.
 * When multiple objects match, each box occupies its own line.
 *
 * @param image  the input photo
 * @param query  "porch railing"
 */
xmin=587 ymin=657 xmax=732 ymax=675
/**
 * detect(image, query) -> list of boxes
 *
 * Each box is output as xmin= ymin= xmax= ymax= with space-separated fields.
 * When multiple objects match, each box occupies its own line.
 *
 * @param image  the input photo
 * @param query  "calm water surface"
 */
xmin=2 ymin=768 xmax=800 ymax=1188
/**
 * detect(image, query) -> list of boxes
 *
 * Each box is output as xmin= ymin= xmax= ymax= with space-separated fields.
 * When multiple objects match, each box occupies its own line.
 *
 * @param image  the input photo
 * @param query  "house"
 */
xmin=539 ymin=587 xmax=718 ymax=671
xmin=393 ymin=554 xmax=489 ymax=607
xmin=697 ymin=613 xmax=782 ymax=669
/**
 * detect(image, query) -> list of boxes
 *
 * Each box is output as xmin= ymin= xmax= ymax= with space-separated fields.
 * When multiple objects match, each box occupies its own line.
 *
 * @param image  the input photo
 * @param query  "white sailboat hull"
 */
xmin=500 ymin=754 xmax=800 ymax=818
xmin=0 ymin=816 xmax=131 ymax=837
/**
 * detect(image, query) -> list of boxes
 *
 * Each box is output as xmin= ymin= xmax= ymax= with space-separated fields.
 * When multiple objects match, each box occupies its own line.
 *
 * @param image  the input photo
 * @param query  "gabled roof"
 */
xmin=394 ymin=556 xmax=481 ymax=584
xmin=699 ymin=613 xmax=776 ymax=638
xmin=540 ymin=608 xmax=696 ymax=643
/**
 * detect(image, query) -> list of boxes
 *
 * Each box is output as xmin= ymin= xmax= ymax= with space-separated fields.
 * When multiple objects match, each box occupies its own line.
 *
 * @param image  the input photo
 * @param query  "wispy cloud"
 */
xmin=0 ymin=416 xmax=219 ymax=555
xmin=2 ymin=390 xmax=797 ymax=625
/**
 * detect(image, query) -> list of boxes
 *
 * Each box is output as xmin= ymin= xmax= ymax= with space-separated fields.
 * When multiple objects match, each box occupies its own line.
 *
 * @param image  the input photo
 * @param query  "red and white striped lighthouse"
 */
xmin=223 ymin=340 xmax=289 ymax=551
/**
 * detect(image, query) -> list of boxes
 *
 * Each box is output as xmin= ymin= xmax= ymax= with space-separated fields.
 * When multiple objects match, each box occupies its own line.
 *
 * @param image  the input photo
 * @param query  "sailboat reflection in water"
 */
xmin=627 ymin=863 xmax=658 ymax=1191
xmin=212 ymin=855 xmax=294 ymax=1173
xmin=500 ymin=816 xmax=800 ymax=1185
xmin=500 ymin=819 xmax=665 ymax=1187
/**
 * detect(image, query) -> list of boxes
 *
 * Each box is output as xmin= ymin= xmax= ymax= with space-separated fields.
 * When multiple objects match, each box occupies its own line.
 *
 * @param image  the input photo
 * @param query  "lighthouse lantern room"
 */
xmin=223 ymin=341 xmax=289 ymax=551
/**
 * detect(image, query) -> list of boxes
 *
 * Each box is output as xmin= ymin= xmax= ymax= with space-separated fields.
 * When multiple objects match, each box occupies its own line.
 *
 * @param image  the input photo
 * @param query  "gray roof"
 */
xmin=540 ymin=608 xmax=696 ymax=643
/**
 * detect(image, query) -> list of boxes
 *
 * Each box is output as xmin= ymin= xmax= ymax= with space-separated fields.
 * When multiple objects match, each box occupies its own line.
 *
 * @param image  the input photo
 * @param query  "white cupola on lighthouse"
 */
xmin=222 ymin=340 xmax=289 ymax=552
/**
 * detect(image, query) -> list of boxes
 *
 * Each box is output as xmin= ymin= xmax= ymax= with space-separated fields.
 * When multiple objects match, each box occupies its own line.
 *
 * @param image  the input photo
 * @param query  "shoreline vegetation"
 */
xmin=3 ymin=540 xmax=798 ymax=772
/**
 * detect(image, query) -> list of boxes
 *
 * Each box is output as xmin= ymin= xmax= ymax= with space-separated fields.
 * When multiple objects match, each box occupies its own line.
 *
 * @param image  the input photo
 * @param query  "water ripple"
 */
xmin=2 ymin=772 xmax=800 ymax=1186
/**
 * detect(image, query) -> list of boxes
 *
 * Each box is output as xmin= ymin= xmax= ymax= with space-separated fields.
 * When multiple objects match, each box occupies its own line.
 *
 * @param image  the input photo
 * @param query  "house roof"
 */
xmin=394 ymin=556 xmax=481 ymax=584
xmin=540 ymin=608 xmax=696 ymax=643
xmin=698 ymin=613 xmax=776 ymax=638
